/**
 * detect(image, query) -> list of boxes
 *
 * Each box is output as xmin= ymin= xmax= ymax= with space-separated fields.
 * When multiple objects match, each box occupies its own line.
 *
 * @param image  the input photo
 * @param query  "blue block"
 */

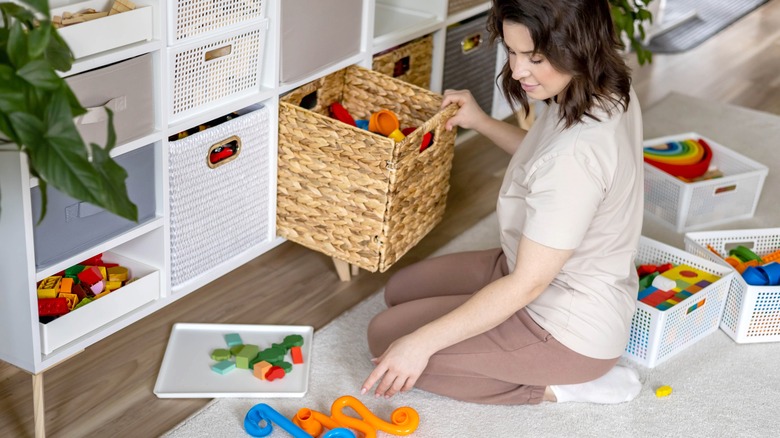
xmin=638 ymin=286 xmax=658 ymax=300
xmin=224 ymin=333 xmax=243 ymax=347
xmin=211 ymin=360 xmax=236 ymax=375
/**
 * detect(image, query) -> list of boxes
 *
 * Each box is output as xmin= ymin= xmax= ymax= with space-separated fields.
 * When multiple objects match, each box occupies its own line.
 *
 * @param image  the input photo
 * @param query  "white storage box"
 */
xmin=52 ymin=0 xmax=153 ymax=59
xmin=643 ymin=132 xmax=768 ymax=232
xmin=168 ymin=20 xmax=268 ymax=123
xmin=167 ymin=0 xmax=267 ymax=45
xmin=66 ymin=53 xmax=156 ymax=147
xmin=685 ymin=228 xmax=780 ymax=344
xmin=280 ymin=0 xmax=363 ymax=83
xmin=39 ymin=252 xmax=159 ymax=354
xmin=623 ymin=236 xmax=733 ymax=368
xmin=169 ymin=106 xmax=274 ymax=288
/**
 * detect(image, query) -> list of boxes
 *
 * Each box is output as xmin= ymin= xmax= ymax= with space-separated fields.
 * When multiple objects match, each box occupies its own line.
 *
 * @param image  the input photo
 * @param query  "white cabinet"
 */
xmin=0 ymin=0 xmax=500 ymax=376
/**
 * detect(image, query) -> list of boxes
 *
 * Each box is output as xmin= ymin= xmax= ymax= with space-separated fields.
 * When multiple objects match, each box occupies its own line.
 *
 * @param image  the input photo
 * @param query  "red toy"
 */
xmin=329 ymin=103 xmax=357 ymax=126
xmin=401 ymin=127 xmax=433 ymax=152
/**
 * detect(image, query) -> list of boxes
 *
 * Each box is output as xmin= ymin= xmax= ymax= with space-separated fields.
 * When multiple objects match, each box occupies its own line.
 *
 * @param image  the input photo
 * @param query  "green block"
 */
xmin=73 ymin=297 xmax=92 ymax=310
xmin=65 ymin=265 xmax=85 ymax=277
xmin=230 ymin=345 xmax=245 ymax=356
xmin=211 ymin=360 xmax=235 ymax=375
xmin=257 ymin=346 xmax=285 ymax=364
xmin=236 ymin=344 xmax=259 ymax=369
xmin=283 ymin=334 xmax=304 ymax=349
xmin=276 ymin=361 xmax=293 ymax=373
xmin=211 ymin=348 xmax=231 ymax=361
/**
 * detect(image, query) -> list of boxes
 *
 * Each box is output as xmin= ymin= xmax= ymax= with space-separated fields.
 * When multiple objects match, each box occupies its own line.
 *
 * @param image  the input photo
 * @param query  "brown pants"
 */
xmin=367 ymin=248 xmax=619 ymax=405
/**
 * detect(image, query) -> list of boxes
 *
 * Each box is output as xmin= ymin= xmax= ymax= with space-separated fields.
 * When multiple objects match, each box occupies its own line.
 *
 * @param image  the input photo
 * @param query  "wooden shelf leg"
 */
xmin=33 ymin=372 xmax=45 ymax=438
xmin=333 ymin=258 xmax=351 ymax=282
xmin=350 ymin=264 xmax=359 ymax=277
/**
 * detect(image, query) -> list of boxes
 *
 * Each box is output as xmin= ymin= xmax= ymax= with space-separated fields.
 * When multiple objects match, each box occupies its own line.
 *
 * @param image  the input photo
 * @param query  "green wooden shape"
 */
xmin=210 ymin=348 xmax=230 ymax=361
xmin=236 ymin=344 xmax=259 ymax=369
xmin=276 ymin=361 xmax=293 ymax=373
xmin=230 ymin=345 xmax=245 ymax=356
xmin=283 ymin=334 xmax=304 ymax=349
xmin=638 ymin=272 xmax=659 ymax=290
xmin=211 ymin=360 xmax=236 ymax=375
xmin=256 ymin=346 xmax=285 ymax=364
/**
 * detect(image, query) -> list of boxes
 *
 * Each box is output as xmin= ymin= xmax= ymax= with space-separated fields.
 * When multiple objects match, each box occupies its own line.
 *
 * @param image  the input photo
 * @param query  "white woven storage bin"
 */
xmin=624 ymin=236 xmax=733 ymax=368
xmin=168 ymin=20 xmax=268 ymax=123
xmin=167 ymin=0 xmax=266 ymax=45
xmin=169 ymin=106 xmax=273 ymax=288
xmin=643 ymin=132 xmax=768 ymax=232
xmin=685 ymin=228 xmax=780 ymax=344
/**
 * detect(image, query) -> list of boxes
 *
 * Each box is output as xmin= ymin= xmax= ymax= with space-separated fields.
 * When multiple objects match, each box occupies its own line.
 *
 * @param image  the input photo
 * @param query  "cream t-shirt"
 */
xmin=496 ymin=88 xmax=644 ymax=359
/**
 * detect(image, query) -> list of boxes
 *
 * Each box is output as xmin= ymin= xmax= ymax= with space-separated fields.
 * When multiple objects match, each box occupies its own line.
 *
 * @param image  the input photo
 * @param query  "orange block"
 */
xmin=290 ymin=346 xmax=303 ymax=364
xmin=253 ymin=360 xmax=272 ymax=380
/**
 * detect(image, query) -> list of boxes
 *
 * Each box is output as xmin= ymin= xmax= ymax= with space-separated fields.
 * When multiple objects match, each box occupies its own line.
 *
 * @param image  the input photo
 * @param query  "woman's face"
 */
xmin=503 ymin=21 xmax=573 ymax=100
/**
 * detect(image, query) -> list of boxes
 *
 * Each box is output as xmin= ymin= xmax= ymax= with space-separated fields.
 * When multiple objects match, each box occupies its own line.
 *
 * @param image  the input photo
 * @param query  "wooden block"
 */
xmin=265 ymin=366 xmax=285 ymax=381
xmin=224 ymin=333 xmax=243 ymax=347
xmin=236 ymin=344 xmax=259 ymax=369
xmin=109 ymin=0 xmax=137 ymax=15
xmin=62 ymin=16 xmax=86 ymax=26
xmin=277 ymin=361 xmax=293 ymax=373
xmin=211 ymin=360 xmax=236 ymax=375
xmin=290 ymin=346 xmax=303 ymax=364
xmin=210 ymin=348 xmax=230 ymax=361
xmin=252 ymin=360 xmax=272 ymax=380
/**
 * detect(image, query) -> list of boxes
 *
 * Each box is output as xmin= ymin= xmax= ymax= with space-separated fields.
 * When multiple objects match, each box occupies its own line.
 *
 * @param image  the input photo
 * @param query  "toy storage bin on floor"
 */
xmin=167 ymin=0 xmax=267 ymax=45
xmin=167 ymin=20 xmax=268 ymax=123
xmin=643 ymin=132 xmax=768 ymax=232
xmin=277 ymin=65 xmax=458 ymax=273
xmin=168 ymin=106 xmax=274 ymax=289
xmin=685 ymin=228 xmax=780 ymax=343
xmin=373 ymin=34 xmax=434 ymax=89
xmin=623 ymin=236 xmax=733 ymax=368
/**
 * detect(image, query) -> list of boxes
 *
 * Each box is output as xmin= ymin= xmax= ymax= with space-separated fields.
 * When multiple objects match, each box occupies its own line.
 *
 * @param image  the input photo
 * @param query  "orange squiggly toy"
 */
xmin=294 ymin=395 xmax=419 ymax=438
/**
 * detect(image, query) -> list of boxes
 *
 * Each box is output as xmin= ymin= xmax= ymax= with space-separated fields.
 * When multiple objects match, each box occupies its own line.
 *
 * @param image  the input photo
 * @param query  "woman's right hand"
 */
xmin=441 ymin=89 xmax=491 ymax=132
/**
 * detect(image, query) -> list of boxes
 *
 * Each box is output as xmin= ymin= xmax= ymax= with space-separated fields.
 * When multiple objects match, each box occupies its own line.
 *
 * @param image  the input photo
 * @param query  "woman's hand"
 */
xmin=360 ymin=333 xmax=433 ymax=399
xmin=441 ymin=89 xmax=490 ymax=132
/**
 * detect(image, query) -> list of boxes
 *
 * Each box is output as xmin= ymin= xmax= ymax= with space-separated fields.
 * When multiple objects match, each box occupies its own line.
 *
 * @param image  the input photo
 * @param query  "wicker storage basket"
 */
xmin=277 ymin=65 xmax=458 ymax=273
xmin=372 ymin=34 xmax=434 ymax=89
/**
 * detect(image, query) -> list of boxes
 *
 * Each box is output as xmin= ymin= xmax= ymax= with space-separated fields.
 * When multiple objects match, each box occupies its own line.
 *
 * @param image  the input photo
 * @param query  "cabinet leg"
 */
xmin=333 ymin=258 xmax=351 ymax=282
xmin=350 ymin=264 xmax=360 ymax=277
xmin=32 ymin=372 xmax=45 ymax=438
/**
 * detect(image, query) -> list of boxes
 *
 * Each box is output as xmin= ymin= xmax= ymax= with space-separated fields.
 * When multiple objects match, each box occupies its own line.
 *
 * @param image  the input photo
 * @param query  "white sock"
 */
xmin=549 ymin=365 xmax=642 ymax=404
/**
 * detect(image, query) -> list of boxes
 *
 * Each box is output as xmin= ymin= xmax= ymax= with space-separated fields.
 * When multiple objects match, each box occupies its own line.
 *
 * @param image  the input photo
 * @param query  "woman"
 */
xmin=362 ymin=0 xmax=644 ymax=405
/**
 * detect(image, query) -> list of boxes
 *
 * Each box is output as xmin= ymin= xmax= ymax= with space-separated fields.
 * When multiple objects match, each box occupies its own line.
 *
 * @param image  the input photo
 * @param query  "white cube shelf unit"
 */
xmin=1 ymin=1 xmax=502 ymax=435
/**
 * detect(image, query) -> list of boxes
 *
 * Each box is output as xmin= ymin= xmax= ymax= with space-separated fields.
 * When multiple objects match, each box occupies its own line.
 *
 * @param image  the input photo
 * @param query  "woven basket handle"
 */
xmin=207 ymin=135 xmax=241 ymax=169
xmin=394 ymin=103 xmax=458 ymax=160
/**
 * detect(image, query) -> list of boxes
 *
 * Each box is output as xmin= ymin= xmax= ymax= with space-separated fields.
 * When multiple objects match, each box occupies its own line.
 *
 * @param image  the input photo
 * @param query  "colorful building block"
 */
xmin=283 ymin=334 xmax=304 ymax=349
xmin=107 ymin=266 xmax=129 ymax=282
xmin=211 ymin=360 xmax=236 ymax=375
xmin=290 ymin=346 xmax=304 ymax=364
xmin=236 ymin=344 xmax=260 ymax=369
xmin=37 ymin=276 xmax=62 ymax=299
xmin=655 ymin=385 xmax=673 ymax=397
xmin=225 ymin=333 xmax=243 ymax=347
xmin=253 ymin=360 xmax=273 ymax=380
xmin=211 ymin=348 xmax=231 ymax=361
xmin=265 ymin=365 xmax=285 ymax=381
xmin=58 ymin=293 xmax=79 ymax=310
xmin=77 ymin=266 xmax=103 ymax=285
xmin=38 ymin=298 xmax=69 ymax=317
xmin=59 ymin=277 xmax=74 ymax=294
xmin=257 ymin=346 xmax=285 ymax=364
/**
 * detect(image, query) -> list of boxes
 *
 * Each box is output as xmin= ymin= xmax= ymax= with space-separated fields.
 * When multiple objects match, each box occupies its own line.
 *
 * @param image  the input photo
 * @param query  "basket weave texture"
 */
xmin=277 ymin=65 xmax=458 ymax=272
xmin=372 ymin=34 xmax=433 ymax=89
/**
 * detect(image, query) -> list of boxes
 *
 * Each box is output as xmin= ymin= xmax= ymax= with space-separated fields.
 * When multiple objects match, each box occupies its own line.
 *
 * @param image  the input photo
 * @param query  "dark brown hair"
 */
xmin=488 ymin=0 xmax=632 ymax=128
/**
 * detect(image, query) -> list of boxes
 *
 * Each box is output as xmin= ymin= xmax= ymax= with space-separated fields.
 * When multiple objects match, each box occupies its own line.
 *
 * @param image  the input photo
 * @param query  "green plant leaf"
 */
xmin=27 ymin=22 xmax=51 ymax=58
xmin=89 ymin=111 xmax=138 ymax=222
xmin=0 ymin=66 xmax=27 ymax=113
xmin=17 ymin=60 xmax=62 ymax=90
xmin=7 ymin=21 xmax=29 ymax=68
xmin=44 ymin=30 xmax=73 ymax=73
xmin=8 ymin=111 xmax=46 ymax=151
xmin=20 ymin=0 xmax=50 ymax=16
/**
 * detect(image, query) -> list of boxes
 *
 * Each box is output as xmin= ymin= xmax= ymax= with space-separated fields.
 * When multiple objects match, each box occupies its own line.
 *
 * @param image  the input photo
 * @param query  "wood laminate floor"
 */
xmin=2 ymin=2 xmax=779 ymax=436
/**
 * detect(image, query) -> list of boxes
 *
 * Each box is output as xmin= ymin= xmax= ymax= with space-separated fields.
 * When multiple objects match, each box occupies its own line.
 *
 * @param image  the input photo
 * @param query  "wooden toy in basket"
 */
xmin=277 ymin=65 xmax=458 ymax=280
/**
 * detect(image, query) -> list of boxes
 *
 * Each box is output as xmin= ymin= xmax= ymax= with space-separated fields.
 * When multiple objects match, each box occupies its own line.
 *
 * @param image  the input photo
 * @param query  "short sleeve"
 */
xmin=522 ymin=154 xmax=605 ymax=249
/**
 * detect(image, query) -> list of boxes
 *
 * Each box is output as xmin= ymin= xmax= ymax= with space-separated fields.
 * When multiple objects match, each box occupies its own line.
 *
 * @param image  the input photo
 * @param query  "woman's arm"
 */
xmin=441 ymin=89 xmax=528 ymax=155
xmin=361 ymin=235 xmax=573 ymax=398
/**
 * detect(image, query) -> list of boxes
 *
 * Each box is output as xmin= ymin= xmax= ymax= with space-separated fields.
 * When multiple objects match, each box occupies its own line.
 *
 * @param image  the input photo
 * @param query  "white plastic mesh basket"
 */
xmin=643 ymin=132 xmax=768 ymax=232
xmin=168 ymin=20 xmax=268 ymax=123
xmin=685 ymin=228 xmax=780 ymax=344
xmin=168 ymin=0 xmax=266 ymax=44
xmin=169 ymin=106 xmax=273 ymax=288
xmin=623 ymin=236 xmax=733 ymax=368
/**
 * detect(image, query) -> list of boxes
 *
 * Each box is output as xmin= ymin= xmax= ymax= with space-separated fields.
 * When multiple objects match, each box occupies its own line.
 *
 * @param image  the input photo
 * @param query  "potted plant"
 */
xmin=0 ymin=0 xmax=137 ymax=222
xmin=610 ymin=0 xmax=655 ymax=65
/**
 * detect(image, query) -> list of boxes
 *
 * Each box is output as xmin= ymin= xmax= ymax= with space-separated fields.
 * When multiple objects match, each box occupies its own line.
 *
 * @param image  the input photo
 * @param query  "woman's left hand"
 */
xmin=360 ymin=334 xmax=433 ymax=399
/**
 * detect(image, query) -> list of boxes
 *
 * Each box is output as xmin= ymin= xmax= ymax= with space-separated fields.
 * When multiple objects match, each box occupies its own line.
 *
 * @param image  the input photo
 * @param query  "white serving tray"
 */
xmin=154 ymin=323 xmax=314 ymax=398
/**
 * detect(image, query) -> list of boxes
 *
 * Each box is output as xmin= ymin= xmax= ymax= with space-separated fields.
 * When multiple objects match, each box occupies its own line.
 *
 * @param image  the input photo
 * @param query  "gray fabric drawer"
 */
xmin=66 ymin=53 xmax=156 ymax=147
xmin=30 ymin=144 xmax=158 ymax=269
xmin=443 ymin=12 xmax=496 ymax=114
